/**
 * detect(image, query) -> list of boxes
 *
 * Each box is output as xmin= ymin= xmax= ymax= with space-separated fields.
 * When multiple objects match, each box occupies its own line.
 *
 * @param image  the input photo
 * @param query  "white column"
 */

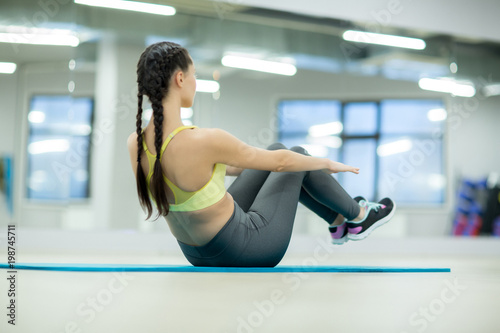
xmin=92 ymin=35 xmax=144 ymax=229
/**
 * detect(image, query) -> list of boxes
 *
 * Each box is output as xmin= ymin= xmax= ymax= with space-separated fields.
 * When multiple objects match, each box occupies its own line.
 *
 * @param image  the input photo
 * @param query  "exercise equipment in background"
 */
xmin=452 ymin=173 xmax=500 ymax=236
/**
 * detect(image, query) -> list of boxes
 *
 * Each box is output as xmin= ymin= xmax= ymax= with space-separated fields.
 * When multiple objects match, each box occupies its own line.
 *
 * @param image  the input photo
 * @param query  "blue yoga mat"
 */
xmin=0 ymin=263 xmax=450 ymax=273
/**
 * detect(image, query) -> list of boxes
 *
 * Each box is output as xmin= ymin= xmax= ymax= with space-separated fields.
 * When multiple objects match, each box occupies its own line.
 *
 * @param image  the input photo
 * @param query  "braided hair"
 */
xmin=135 ymin=42 xmax=192 ymax=220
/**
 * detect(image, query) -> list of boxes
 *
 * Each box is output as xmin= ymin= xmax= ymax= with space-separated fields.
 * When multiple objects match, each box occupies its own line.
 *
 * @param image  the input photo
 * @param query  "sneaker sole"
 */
xmin=331 ymin=237 xmax=348 ymax=245
xmin=347 ymin=201 xmax=397 ymax=241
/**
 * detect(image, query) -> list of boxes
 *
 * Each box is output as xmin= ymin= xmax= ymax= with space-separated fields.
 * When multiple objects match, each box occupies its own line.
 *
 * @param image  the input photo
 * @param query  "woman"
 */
xmin=127 ymin=41 xmax=395 ymax=267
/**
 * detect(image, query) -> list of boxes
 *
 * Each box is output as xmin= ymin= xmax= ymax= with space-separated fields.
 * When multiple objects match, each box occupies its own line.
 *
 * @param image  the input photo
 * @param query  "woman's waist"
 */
xmin=166 ymin=192 xmax=235 ymax=246
xmin=176 ymin=198 xmax=247 ymax=259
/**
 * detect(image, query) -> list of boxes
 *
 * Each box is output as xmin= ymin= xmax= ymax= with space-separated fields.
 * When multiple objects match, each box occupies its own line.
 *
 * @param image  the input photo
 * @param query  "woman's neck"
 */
xmin=148 ymin=97 xmax=184 ymax=132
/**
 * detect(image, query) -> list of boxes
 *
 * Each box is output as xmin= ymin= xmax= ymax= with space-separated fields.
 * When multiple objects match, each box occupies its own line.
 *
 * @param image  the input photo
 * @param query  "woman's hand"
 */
xmin=322 ymin=160 xmax=360 ymax=174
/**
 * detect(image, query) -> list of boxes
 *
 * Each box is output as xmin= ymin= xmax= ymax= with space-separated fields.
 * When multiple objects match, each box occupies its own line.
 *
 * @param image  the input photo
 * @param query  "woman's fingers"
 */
xmin=342 ymin=164 xmax=359 ymax=174
xmin=322 ymin=161 xmax=359 ymax=174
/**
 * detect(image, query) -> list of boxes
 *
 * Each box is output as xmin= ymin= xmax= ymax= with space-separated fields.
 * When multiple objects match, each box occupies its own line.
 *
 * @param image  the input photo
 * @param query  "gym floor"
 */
xmin=1 ymin=231 xmax=499 ymax=333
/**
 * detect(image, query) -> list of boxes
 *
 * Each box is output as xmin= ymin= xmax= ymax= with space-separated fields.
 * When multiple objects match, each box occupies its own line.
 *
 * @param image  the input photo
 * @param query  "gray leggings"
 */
xmin=177 ymin=143 xmax=360 ymax=267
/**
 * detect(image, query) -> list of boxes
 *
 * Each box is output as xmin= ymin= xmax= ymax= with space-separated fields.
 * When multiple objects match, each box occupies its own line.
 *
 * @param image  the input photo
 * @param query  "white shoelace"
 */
xmin=358 ymin=200 xmax=384 ymax=221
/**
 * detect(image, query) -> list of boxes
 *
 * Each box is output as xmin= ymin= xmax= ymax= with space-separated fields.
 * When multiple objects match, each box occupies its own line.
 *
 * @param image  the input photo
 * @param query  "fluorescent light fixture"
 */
xmin=418 ymin=78 xmax=476 ymax=97
xmin=483 ymin=83 xmax=500 ymax=97
xmin=181 ymin=108 xmax=193 ymax=119
xmin=342 ymin=30 xmax=426 ymax=50
xmin=28 ymin=111 xmax=46 ymax=123
xmin=427 ymin=108 xmax=447 ymax=122
xmin=68 ymin=81 xmax=75 ymax=93
xmin=377 ymin=139 xmax=412 ymax=157
xmin=428 ymin=174 xmax=446 ymax=189
xmin=301 ymin=144 xmax=329 ymax=157
xmin=28 ymin=170 xmax=48 ymax=191
xmin=307 ymin=135 xmax=342 ymax=149
xmin=323 ymin=136 xmax=343 ymax=149
xmin=28 ymin=139 xmax=70 ymax=155
xmin=450 ymin=62 xmax=458 ymax=73
xmin=308 ymin=122 xmax=343 ymax=137
xmin=72 ymin=124 xmax=92 ymax=135
xmin=0 ymin=62 xmax=17 ymax=74
xmin=142 ymin=108 xmax=153 ymax=122
xmin=196 ymin=79 xmax=220 ymax=93
xmin=0 ymin=26 xmax=79 ymax=47
xmin=74 ymin=0 xmax=176 ymax=16
xmin=221 ymin=55 xmax=297 ymax=76
xmin=143 ymin=107 xmax=193 ymax=121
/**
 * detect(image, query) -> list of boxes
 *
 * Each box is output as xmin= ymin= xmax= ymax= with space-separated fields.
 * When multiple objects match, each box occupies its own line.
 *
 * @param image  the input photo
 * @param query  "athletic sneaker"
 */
xmin=347 ymin=197 xmax=396 ymax=241
xmin=329 ymin=196 xmax=366 ymax=245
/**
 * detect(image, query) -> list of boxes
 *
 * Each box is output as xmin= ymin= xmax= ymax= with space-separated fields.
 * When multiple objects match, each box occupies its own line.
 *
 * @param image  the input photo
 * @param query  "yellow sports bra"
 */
xmin=141 ymin=125 xmax=226 ymax=212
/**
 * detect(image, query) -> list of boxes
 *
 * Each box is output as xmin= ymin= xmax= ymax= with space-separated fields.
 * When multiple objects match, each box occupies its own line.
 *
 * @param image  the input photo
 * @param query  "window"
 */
xmin=378 ymin=100 xmax=445 ymax=205
xmin=26 ymin=95 xmax=94 ymax=201
xmin=278 ymin=99 xmax=445 ymax=205
xmin=279 ymin=100 xmax=342 ymax=165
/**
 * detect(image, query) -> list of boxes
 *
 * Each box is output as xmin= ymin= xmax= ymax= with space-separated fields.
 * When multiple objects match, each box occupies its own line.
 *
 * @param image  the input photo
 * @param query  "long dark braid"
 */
xmin=135 ymin=42 xmax=192 ymax=220
xmin=135 ymin=91 xmax=153 ymax=218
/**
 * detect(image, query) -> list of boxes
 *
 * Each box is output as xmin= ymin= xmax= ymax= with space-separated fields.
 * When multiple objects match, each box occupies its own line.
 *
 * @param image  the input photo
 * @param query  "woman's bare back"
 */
xmin=128 ymin=126 xmax=235 ymax=246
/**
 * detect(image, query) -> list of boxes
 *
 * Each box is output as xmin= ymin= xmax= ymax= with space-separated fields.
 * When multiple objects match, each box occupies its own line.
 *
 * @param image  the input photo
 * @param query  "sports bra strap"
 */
xmin=140 ymin=125 xmax=198 ymax=157
xmin=159 ymin=125 xmax=197 ymax=158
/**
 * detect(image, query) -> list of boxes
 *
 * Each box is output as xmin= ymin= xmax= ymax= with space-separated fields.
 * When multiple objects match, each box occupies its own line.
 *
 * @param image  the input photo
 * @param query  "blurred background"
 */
xmin=0 ymin=0 xmax=499 ymax=252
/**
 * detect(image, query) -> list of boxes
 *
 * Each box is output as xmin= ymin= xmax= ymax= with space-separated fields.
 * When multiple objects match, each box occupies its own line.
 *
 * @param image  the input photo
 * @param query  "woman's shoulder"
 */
xmin=126 ymin=127 xmax=228 ymax=154
xmin=127 ymin=131 xmax=138 ymax=152
xmin=192 ymin=127 xmax=233 ymax=140
xmin=187 ymin=127 xmax=226 ymax=144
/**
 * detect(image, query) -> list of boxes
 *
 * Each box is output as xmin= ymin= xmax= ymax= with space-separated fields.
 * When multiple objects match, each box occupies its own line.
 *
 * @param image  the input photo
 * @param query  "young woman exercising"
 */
xmin=127 ymin=41 xmax=396 ymax=267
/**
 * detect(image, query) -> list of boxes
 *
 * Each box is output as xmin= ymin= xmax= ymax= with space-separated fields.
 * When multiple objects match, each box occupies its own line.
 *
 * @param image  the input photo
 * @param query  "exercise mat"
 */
xmin=0 ymin=263 xmax=451 ymax=273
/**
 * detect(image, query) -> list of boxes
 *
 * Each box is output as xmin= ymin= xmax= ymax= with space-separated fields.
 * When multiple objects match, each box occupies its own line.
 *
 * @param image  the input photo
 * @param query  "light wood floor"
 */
xmin=1 ymin=234 xmax=499 ymax=333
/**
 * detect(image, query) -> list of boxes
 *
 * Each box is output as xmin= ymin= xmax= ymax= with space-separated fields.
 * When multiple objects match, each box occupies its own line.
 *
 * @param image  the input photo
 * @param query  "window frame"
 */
xmin=25 ymin=93 xmax=95 ymax=204
xmin=277 ymin=97 xmax=447 ymax=206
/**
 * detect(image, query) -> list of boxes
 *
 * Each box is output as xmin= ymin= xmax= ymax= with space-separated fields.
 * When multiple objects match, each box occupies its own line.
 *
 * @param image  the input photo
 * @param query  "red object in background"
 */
xmin=453 ymin=213 xmax=468 ymax=236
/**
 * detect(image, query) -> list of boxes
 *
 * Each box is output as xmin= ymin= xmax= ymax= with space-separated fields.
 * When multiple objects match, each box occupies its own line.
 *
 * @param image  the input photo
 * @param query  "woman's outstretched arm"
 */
xmin=205 ymin=128 xmax=359 ymax=175
xmin=225 ymin=165 xmax=244 ymax=176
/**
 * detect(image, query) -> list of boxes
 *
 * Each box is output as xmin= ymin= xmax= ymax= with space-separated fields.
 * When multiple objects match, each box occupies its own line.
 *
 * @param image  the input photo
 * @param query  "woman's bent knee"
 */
xmin=290 ymin=145 xmax=310 ymax=156
xmin=267 ymin=142 xmax=287 ymax=150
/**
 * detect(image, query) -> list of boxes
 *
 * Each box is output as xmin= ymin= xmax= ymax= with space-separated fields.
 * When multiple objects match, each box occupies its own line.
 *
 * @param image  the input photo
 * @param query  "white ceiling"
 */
xmin=214 ymin=0 xmax=500 ymax=43
xmin=1 ymin=0 xmax=499 ymax=83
